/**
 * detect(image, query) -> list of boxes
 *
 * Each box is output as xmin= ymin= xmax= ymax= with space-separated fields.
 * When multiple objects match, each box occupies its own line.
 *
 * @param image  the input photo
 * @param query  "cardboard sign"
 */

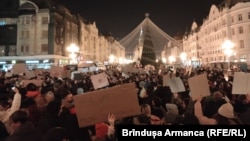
xmin=50 ymin=66 xmax=63 ymax=77
xmin=13 ymin=63 xmax=26 ymax=74
xmin=188 ymin=73 xmax=210 ymax=100
xmin=90 ymin=72 xmax=109 ymax=89
xmin=163 ymin=73 xmax=175 ymax=86
xmin=62 ymin=70 xmax=71 ymax=79
xmin=168 ymin=77 xmax=186 ymax=93
xmin=25 ymin=70 xmax=36 ymax=79
xmin=232 ymin=72 xmax=250 ymax=94
xmin=73 ymin=83 xmax=141 ymax=127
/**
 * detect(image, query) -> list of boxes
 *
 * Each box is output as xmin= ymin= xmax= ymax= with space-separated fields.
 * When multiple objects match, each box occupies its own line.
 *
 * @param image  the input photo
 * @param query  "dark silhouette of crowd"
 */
xmin=0 ymin=65 xmax=249 ymax=141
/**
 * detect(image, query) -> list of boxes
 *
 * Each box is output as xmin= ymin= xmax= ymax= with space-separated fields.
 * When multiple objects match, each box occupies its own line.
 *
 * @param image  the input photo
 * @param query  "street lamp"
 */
xmin=155 ymin=59 xmax=159 ymax=63
xmin=162 ymin=57 xmax=167 ymax=64
xmin=180 ymin=52 xmax=187 ymax=66
xmin=222 ymin=40 xmax=235 ymax=72
xmin=67 ymin=43 xmax=79 ymax=64
xmin=168 ymin=56 xmax=176 ymax=64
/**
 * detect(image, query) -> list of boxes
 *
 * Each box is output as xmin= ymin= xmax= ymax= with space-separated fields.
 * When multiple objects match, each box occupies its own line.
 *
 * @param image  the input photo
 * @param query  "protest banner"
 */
xmin=188 ymin=74 xmax=210 ymax=100
xmin=73 ymin=83 xmax=141 ymax=127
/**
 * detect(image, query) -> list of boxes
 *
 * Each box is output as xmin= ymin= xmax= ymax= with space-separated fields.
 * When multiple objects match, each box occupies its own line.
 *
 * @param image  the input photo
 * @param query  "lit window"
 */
xmin=0 ymin=20 xmax=6 ymax=26
xmin=0 ymin=47 xmax=4 ymax=55
xmin=10 ymin=46 xmax=16 ymax=52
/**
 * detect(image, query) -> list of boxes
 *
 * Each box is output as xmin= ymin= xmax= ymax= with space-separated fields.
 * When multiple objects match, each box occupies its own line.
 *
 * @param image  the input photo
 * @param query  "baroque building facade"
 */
xmin=0 ymin=0 xmax=125 ymax=70
xmin=183 ymin=0 xmax=250 ymax=69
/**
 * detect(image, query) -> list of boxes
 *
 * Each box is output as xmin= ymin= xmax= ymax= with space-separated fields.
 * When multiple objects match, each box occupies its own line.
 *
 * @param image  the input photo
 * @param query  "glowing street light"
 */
xmin=168 ymin=56 xmax=176 ymax=64
xmin=67 ymin=43 xmax=79 ymax=64
xmin=109 ymin=54 xmax=115 ymax=63
xmin=162 ymin=57 xmax=167 ymax=64
xmin=180 ymin=52 xmax=187 ymax=66
xmin=222 ymin=40 xmax=235 ymax=72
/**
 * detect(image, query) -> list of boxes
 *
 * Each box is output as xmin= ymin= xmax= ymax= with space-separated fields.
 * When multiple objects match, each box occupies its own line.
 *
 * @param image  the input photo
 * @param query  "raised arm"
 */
xmin=194 ymin=97 xmax=217 ymax=125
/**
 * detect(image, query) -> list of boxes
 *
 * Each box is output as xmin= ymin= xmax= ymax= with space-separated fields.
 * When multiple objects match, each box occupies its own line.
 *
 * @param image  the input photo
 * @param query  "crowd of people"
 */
xmin=0 ymin=65 xmax=249 ymax=141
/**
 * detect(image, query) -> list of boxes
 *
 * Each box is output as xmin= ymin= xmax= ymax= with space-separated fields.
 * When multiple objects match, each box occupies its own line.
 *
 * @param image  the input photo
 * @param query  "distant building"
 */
xmin=183 ymin=0 xmax=250 ymax=68
xmin=0 ymin=0 xmax=125 ymax=70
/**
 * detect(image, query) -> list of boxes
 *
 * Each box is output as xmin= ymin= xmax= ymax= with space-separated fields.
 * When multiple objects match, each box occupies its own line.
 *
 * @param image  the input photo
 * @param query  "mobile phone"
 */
xmin=11 ymin=87 xmax=15 ymax=90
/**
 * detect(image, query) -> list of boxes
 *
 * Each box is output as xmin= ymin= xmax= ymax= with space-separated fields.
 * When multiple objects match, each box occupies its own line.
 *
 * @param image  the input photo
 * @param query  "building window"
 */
xmin=239 ymin=26 xmax=244 ymax=34
xmin=21 ymin=45 xmax=24 ymax=52
xmin=223 ymin=30 xmax=227 ymax=37
xmin=238 ymin=14 xmax=243 ymax=21
xmin=22 ymin=17 xmax=25 ymax=25
xmin=0 ymin=47 xmax=4 ymax=55
xmin=248 ymin=12 xmax=250 ymax=19
xmin=10 ymin=46 xmax=15 ymax=53
xmin=240 ymin=40 xmax=244 ymax=48
xmin=41 ymin=17 xmax=48 ymax=24
xmin=21 ymin=30 xmax=29 ymax=39
xmin=41 ymin=30 xmax=48 ymax=39
xmin=25 ymin=45 xmax=29 ymax=52
xmin=240 ymin=55 xmax=247 ymax=62
xmin=231 ymin=28 xmax=235 ymax=35
xmin=26 ymin=17 xmax=30 ymax=24
xmin=231 ymin=16 xmax=234 ymax=23
xmin=0 ymin=20 xmax=6 ymax=26
xmin=41 ymin=44 xmax=48 ymax=52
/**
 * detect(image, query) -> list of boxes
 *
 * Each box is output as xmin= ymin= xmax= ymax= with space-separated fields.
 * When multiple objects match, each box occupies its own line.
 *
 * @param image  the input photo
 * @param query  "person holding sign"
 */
xmin=194 ymin=96 xmax=243 ymax=125
xmin=0 ymin=87 xmax=21 ymax=134
xmin=57 ymin=88 xmax=95 ymax=141
xmin=94 ymin=113 xmax=117 ymax=141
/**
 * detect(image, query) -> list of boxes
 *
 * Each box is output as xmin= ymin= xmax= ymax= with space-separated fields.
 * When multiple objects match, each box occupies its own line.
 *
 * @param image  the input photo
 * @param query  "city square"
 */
xmin=0 ymin=0 xmax=250 ymax=141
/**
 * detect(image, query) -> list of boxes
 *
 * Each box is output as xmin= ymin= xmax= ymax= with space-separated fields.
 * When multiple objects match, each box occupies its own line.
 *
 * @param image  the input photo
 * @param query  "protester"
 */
xmin=42 ymin=127 xmax=70 ymax=141
xmin=194 ymin=96 xmax=243 ymax=125
xmin=0 ymin=87 xmax=21 ymax=133
xmin=4 ymin=110 xmax=43 ymax=141
xmin=95 ymin=113 xmax=117 ymax=141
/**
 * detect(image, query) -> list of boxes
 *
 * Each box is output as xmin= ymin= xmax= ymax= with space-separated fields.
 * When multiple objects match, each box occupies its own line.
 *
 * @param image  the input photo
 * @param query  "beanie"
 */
xmin=95 ymin=123 xmax=108 ymax=139
xmin=218 ymin=102 xmax=234 ymax=119
xmin=76 ymin=88 xmax=84 ymax=94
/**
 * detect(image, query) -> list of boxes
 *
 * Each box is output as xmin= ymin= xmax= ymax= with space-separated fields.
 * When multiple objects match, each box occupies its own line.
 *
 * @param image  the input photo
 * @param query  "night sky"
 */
xmin=58 ymin=0 xmax=224 ymax=40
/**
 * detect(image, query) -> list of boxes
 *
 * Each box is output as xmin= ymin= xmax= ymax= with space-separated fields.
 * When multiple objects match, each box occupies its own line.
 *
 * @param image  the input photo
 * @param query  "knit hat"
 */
xmin=165 ymin=103 xmax=178 ymax=115
xmin=95 ymin=123 xmax=108 ymax=139
xmin=139 ymin=81 xmax=145 ymax=88
xmin=218 ymin=103 xmax=234 ymax=118
xmin=76 ymin=88 xmax=84 ymax=94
